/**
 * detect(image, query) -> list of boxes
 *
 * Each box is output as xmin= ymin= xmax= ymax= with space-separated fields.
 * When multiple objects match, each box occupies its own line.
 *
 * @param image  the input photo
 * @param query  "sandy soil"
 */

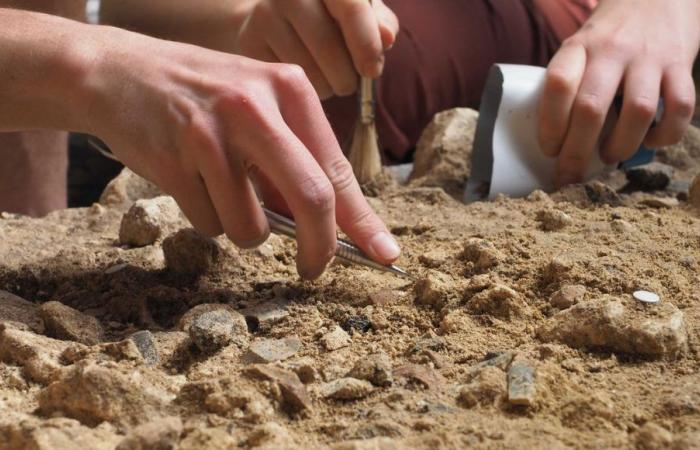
xmin=0 ymin=109 xmax=699 ymax=450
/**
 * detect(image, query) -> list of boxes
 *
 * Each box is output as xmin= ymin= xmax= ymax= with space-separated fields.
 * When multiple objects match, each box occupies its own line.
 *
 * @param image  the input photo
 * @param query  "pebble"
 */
xmin=241 ymin=301 xmax=289 ymax=332
xmin=611 ymin=219 xmax=634 ymax=234
xmin=537 ymin=209 xmax=573 ymax=232
xmin=641 ymin=196 xmax=679 ymax=209
xmin=458 ymin=366 xmax=506 ymax=408
xmin=690 ymin=174 xmax=700 ymax=208
xmin=245 ymin=364 xmax=312 ymax=413
xmin=189 ymin=310 xmax=249 ymax=353
xmin=461 ymin=238 xmax=503 ymax=270
xmin=244 ymin=336 xmax=302 ymax=364
xmin=550 ymin=284 xmax=586 ymax=309
xmin=367 ymin=289 xmax=402 ymax=306
xmin=418 ymin=249 xmax=448 ymax=268
xmin=0 ymin=289 xmax=44 ymax=333
xmin=116 ymin=416 xmax=182 ymax=450
xmin=469 ymin=351 xmax=515 ymax=375
xmin=584 ymin=181 xmax=622 ymax=206
xmin=39 ymin=301 xmax=104 ymax=345
xmin=0 ymin=324 xmax=73 ymax=384
xmin=119 ymin=196 xmax=182 ymax=247
xmin=625 ymin=162 xmax=674 ymax=191
xmin=348 ymin=352 xmax=393 ymax=387
xmin=538 ymin=295 xmax=687 ymax=359
xmin=285 ymin=357 xmax=318 ymax=384
xmin=99 ymin=168 xmax=162 ymax=210
xmin=320 ymin=377 xmax=375 ymax=400
xmin=393 ymin=364 xmax=445 ymax=390
xmin=342 ymin=315 xmax=372 ymax=334
xmin=413 ymin=271 xmax=451 ymax=310
xmin=38 ymin=361 xmax=170 ymax=427
xmin=129 ymin=330 xmax=159 ymax=366
xmin=178 ymin=303 xmax=237 ymax=332
xmin=466 ymin=284 xmax=530 ymax=319
xmin=321 ymin=326 xmax=351 ymax=351
xmin=507 ymin=361 xmax=536 ymax=407
xmin=104 ymin=263 xmax=129 ymax=275
xmin=633 ymin=290 xmax=660 ymax=304
xmin=633 ymin=423 xmax=673 ymax=450
xmin=162 ymin=228 xmax=220 ymax=275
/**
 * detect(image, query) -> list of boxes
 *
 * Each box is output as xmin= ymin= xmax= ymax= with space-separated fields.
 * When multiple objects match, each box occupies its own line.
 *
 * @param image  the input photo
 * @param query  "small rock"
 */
xmin=189 ymin=310 xmax=249 ymax=353
xmin=0 ymin=324 xmax=73 ymax=384
xmin=367 ymin=289 xmax=402 ymax=306
xmin=507 ymin=360 xmax=536 ymax=407
xmin=38 ymin=361 xmax=170 ymax=427
xmin=611 ymin=219 xmax=634 ymax=234
xmin=245 ymin=364 xmax=312 ymax=414
xmin=342 ymin=316 xmax=372 ymax=334
xmin=320 ymin=377 xmax=375 ymax=400
xmin=393 ymin=364 xmax=445 ymax=390
xmin=246 ymin=422 xmax=297 ymax=449
xmin=119 ymin=196 xmax=182 ymax=247
xmin=585 ymin=181 xmax=622 ymax=206
xmin=538 ymin=296 xmax=687 ymax=359
xmin=241 ymin=301 xmax=289 ymax=332
xmin=536 ymin=209 xmax=573 ymax=231
xmin=641 ymin=196 xmax=679 ymax=209
xmin=99 ymin=168 xmax=162 ymax=210
xmin=128 ymin=330 xmax=159 ymax=366
xmin=348 ymin=353 xmax=393 ymax=387
xmin=633 ymin=422 xmax=673 ymax=450
xmin=244 ymin=336 xmax=302 ymax=364
xmin=285 ymin=357 xmax=318 ymax=384
xmin=321 ymin=326 xmax=351 ymax=351
xmin=162 ymin=228 xmax=220 ymax=275
xmin=0 ymin=290 xmax=43 ymax=333
xmin=550 ymin=284 xmax=586 ymax=309
xmin=466 ymin=284 xmax=529 ymax=319
xmin=39 ymin=301 xmax=104 ymax=345
xmin=543 ymin=256 xmax=574 ymax=284
xmin=625 ymin=162 xmax=674 ymax=191
xmin=458 ymin=366 xmax=506 ymax=408
xmin=413 ymin=271 xmax=451 ymax=310
xmin=116 ymin=417 xmax=182 ymax=450
xmin=468 ymin=351 xmax=515 ymax=375
xmin=689 ymin=174 xmax=700 ymax=208
xmin=461 ymin=238 xmax=503 ymax=270
xmin=178 ymin=303 xmax=236 ymax=332
xmin=418 ymin=249 xmax=448 ymax=268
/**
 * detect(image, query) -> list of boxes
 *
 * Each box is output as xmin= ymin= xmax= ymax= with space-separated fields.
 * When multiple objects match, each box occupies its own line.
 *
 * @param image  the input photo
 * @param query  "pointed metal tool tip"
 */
xmin=389 ymin=264 xmax=413 ymax=280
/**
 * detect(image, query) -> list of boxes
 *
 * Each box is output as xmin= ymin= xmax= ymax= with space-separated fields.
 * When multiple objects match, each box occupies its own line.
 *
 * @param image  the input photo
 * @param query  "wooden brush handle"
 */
xmin=359 ymin=77 xmax=375 ymax=126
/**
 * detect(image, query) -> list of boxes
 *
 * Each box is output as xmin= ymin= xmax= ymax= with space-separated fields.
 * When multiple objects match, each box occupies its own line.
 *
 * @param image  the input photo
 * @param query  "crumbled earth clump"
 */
xmin=1 ymin=113 xmax=700 ymax=448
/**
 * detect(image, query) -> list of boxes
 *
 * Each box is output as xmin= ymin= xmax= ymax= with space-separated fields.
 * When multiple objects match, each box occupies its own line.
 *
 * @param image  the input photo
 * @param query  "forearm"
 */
xmin=0 ymin=9 xmax=96 ymax=133
xmin=99 ymin=0 xmax=256 ymax=52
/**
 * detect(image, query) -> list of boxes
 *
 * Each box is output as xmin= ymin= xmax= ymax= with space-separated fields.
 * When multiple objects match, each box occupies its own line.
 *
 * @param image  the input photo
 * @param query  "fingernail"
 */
xmin=368 ymin=232 xmax=400 ymax=261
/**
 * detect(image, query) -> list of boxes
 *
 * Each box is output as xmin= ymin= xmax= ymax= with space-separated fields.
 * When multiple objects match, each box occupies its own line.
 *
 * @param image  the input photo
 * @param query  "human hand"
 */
xmin=233 ymin=0 xmax=399 ymax=99
xmin=85 ymin=28 xmax=400 ymax=279
xmin=538 ymin=0 xmax=700 ymax=187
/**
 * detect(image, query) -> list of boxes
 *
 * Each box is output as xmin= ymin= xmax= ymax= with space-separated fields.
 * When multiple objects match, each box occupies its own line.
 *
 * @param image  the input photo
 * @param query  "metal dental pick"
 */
xmin=263 ymin=207 xmax=411 ymax=279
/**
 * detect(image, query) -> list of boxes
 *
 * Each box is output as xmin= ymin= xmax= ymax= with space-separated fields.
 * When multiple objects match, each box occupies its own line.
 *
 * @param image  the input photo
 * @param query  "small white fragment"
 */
xmin=105 ymin=263 xmax=129 ymax=274
xmin=633 ymin=290 xmax=660 ymax=304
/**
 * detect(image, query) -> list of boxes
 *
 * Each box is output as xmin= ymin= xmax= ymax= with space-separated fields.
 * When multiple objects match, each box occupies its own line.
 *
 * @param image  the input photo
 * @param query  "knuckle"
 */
xmin=627 ymin=96 xmax=658 ymax=121
xmin=668 ymin=94 xmax=696 ymax=119
xmin=298 ymin=174 xmax=335 ymax=213
xmin=276 ymin=63 xmax=310 ymax=88
xmin=574 ymin=94 xmax=606 ymax=121
xmin=545 ymin=68 xmax=577 ymax=96
xmin=327 ymin=158 xmax=357 ymax=193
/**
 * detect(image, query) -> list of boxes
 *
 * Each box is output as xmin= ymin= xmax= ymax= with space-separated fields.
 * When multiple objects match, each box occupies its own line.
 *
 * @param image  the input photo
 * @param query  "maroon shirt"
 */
xmin=323 ymin=0 xmax=597 ymax=163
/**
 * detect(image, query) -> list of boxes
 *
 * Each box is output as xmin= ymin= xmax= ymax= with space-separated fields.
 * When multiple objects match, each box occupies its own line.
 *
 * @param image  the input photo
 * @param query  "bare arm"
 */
xmin=99 ymin=0 xmax=255 ymax=52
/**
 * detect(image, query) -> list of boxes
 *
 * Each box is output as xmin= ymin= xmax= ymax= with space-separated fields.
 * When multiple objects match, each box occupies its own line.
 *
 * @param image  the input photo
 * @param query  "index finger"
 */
xmin=323 ymin=0 xmax=384 ymax=78
xmin=277 ymin=63 xmax=400 ymax=264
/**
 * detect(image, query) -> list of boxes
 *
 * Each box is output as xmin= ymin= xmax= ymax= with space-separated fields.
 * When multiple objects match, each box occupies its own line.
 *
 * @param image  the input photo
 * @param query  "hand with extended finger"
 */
xmin=86 ymin=28 xmax=400 ymax=279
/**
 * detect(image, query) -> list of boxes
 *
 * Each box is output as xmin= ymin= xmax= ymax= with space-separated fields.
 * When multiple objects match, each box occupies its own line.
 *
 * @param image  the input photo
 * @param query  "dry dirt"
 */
xmin=1 ymin=109 xmax=700 ymax=449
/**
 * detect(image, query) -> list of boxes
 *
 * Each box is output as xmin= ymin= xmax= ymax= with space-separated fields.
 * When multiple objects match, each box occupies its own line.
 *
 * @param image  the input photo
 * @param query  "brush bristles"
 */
xmin=348 ymin=121 xmax=382 ymax=184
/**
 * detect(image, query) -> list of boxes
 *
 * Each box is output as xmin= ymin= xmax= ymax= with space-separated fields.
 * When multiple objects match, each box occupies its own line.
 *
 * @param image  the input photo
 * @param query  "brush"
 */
xmin=347 ymin=19 xmax=383 ymax=184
